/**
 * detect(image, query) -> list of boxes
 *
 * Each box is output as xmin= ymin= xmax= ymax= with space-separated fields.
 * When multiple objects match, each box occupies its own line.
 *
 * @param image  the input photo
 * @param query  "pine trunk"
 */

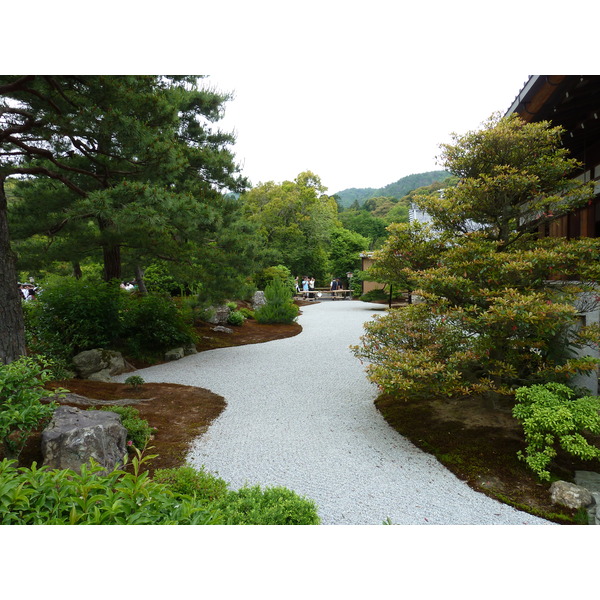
xmin=134 ymin=265 xmax=148 ymax=295
xmin=0 ymin=180 xmax=27 ymax=364
xmin=98 ymin=217 xmax=122 ymax=282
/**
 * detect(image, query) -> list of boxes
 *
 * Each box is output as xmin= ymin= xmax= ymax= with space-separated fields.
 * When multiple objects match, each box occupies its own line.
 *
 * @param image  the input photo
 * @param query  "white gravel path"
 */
xmin=113 ymin=300 xmax=552 ymax=525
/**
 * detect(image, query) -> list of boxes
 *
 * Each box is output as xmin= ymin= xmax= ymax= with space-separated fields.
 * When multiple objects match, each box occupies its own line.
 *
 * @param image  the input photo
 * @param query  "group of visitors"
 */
xmin=296 ymin=276 xmax=316 ymax=300
xmin=18 ymin=282 xmax=38 ymax=301
xmin=293 ymin=276 xmax=346 ymax=301
xmin=120 ymin=281 xmax=137 ymax=291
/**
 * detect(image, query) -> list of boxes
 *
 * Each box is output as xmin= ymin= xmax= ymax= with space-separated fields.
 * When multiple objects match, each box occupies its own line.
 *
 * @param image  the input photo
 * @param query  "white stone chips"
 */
xmin=113 ymin=300 xmax=552 ymax=525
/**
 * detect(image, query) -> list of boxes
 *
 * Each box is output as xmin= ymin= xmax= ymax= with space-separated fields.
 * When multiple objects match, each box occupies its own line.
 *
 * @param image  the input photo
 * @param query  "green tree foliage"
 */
xmin=353 ymin=114 xmax=600 ymax=401
xmin=1 ymin=76 xmax=259 ymax=362
xmin=241 ymin=171 xmax=339 ymax=281
xmin=366 ymin=221 xmax=444 ymax=302
xmin=338 ymin=210 xmax=388 ymax=249
xmin=415 ymin=114 xmax=592 ymax=247
xmin=328 ymin=227 xmax=369 ymax=280
xmin=513 ymin=383 xmax=600 ymax=480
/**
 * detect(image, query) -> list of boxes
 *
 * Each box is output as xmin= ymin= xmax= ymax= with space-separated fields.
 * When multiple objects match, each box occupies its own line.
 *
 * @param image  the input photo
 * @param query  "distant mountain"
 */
xmin=333 ymin=170 xmax=450 ymax=208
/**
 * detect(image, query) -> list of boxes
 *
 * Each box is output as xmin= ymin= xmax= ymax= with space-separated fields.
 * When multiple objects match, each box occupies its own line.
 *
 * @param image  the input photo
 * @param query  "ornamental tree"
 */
xmin=353 ymin=114 xmax=600 ymax=401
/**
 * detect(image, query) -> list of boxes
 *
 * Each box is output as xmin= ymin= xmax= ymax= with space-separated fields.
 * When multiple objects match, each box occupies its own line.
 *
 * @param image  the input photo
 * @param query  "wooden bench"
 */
xmin=295 ymin=288 xmax=353 ymax=300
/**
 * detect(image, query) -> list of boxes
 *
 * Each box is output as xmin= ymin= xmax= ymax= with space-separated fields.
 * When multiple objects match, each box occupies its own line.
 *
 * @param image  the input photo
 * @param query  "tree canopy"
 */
xmin=356 ymin=114 xmax=600 ymax=401
xmin=0 ymin=75 xmax=255 ymax=363
xmin=240 ymin=171 xmax=340 ymax=280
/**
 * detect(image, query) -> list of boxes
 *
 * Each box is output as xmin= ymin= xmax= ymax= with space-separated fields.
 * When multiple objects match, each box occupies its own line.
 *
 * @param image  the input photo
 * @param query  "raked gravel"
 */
xmin=113 ymin=300 xmax=552 ymax=525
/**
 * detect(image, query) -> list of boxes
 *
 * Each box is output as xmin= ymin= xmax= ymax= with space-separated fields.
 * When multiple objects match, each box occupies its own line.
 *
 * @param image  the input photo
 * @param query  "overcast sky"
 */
xmin=11 ymin=1 xmax=597 ymax=198
xmin=208 ymin=71 xmax=529 ymax=194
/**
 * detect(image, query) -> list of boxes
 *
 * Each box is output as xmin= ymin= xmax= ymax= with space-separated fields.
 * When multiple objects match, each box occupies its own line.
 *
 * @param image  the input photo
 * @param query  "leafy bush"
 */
xmin=359 ymin=288 xmax=388 ymax=302
xmin=25 ymin=277 xmax=122 ymax=356
xmin=153 ymin=464 xmax=228 ymax=501
xmin=0 ymin=453 xmax=219 ymax=524
xmin=238 ymin=307 xmax=255 ymax=320
xmin=142 ymin=262 xmax=179 ymax=295
xmin=512 ymin=383 xmax=600 ymax=481
xmin=227 ymin=310 xmax=246 ymax=326
xmin=0 ymin=357 xmax=63 ymax=460
xmin=124 ymin=375 xmax=145 ymax=390
xmin=352 ymin=303 xmax=476 ymax=401
xmin=212 ymin=485 xmax=320 ymax=525
xmin=154 ymin=465 xmax=320 ymax=524
xmin=120 ymin=293 xmax=196 ymax=358
xmin=98 ymin=406 xmax=155 ymax=449
xmin=255 ymin=277 xmax=299 ymax=324
xmin=226 ymin=302 xmax=237 ymax=310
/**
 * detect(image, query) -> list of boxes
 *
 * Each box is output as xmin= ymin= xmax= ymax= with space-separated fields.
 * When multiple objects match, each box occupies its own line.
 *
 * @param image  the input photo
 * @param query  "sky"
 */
xmin=207 ymin=71 xmax=530 ymax=193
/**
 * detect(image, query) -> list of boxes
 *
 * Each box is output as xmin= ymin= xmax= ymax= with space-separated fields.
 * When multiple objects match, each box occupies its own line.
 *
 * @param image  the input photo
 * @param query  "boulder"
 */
xmin=207 ymin=305 xmax=231 ymax=325
xmin=550 ymin=480 xmax=594 ymax=509
xmin=212 ymin=325 xmax=233 ymax=334
xmin=41 ymin=405 xmax=127 ymax=473
xmin=252 ymin=291 xmax=266 ymax=311
xmin=183 ymin=345 xmax=198 ymax=356
xmin=72 ymin=349 xmax=127 ymax=380
xmin=165 ymin=347 xmax=185 ymax=361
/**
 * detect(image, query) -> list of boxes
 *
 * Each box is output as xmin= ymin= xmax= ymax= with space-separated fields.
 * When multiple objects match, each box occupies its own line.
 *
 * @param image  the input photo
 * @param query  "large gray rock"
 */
xmin=252 ymin=291 xmax=266 ymax=311
xmin=165 ymin=347 xmax=185 ymax=361
xmin=550 ymin=480 xmax=594 ymax=509
xmin=72 ymin=349 xmax=127 ymax=380
xmin=207 ymin=305 xmax=231 ymax=325
xmin=41 ymin=405 xmax=127 ymax=473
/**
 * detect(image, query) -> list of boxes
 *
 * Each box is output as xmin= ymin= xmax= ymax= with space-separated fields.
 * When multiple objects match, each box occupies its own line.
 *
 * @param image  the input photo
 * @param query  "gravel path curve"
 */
xmin=114 ymin=300 xmax=551 ymax=525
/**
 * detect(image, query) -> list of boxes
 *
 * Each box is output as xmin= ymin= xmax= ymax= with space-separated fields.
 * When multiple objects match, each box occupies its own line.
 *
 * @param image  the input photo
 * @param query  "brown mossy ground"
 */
xmin=376 ymin=392 xmax=600 ymax=524
xmin=7 ymin=300 xmax=597 ymax=523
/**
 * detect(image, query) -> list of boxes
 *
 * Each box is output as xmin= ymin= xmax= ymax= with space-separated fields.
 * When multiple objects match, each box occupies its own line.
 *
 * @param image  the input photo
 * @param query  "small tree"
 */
xmin=255 ymin=277 xmax=299 ymax=324
xmin=354 ymin=114 xmax=600 ymax=401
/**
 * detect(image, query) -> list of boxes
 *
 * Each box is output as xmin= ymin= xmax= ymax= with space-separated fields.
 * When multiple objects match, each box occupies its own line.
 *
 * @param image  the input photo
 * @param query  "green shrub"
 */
xmin=255 ymin=278 xmax=299 ymax=324
xmin=124 ymin=375 xmax=145 ymax=390
xmin=98 ymin=406 xmax=155 ymax=449
xmin=513 ymin=383 xmax=600 ymax=481
xmin=238 ymin=307 xmax=255 ymax=320
xmin=359 ymin=288 xmax=388 ymax=302
xmin=25 ymin=277 xmax=122 ymax=356
xmin=0 ymin=454 xmax=220 ymax=525
xmin=227 ymin=310 xmax=246 ymax=326
xmin=213 ymin=485 xmax=320 ymax=525
xmin=226 ymin=302 xmax=237 ymax=310
xmin=0 ymin=357 xmax=63 ymax=460
xmin=153 ymin=464 xmax=228 ymax=501
xmin=142 ymin=262 xmax=179 ymax=295
xmin=120 ymin=293 xmax=196 ymax=358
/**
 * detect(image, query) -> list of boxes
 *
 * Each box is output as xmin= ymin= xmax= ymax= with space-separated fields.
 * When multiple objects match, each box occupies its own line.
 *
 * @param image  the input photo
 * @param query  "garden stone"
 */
xmin=165 ymin=347 xmax=185 ymax=361
xmin=252 ymin=291 xmax=266 ymax=311
xmin=207 ymin=305 xmax=230 ymax=325
xmin=184 ymin=345 xmax=198 ymax=356
xmin=72 ymin=349 xmax=127 ymax=379
xmin=549 ymin=480 xmax=593 ymax=509
xmin=86 ymin=368 xmax=112 ymax=382
xmin=212 ymin=325 xmax=233 ymax=334
xmin=41 ymin=405 xmax=127 ymax=474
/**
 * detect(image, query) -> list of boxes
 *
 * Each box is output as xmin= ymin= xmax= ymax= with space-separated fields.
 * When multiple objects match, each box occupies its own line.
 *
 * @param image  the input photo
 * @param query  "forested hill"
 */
xmin=334 ymin=170 xmax=450 ymax=208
